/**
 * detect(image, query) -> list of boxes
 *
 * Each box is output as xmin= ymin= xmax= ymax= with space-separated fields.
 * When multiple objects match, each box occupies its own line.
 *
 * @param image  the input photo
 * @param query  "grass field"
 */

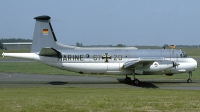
xmin=0 ymin=62 xmax=78 ymax=75
xmin=0 ymin=88 xmax=200 ymax=112
xmin=181 ymin=48 xmax=200 ymax=57
xmin=0 ymin=49 xmax=30 ymax=54
xmin=0 ymin=49 xmax=200 ymax=112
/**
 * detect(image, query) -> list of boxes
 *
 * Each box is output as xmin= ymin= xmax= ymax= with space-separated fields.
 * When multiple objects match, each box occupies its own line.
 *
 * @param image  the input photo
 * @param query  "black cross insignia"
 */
xmin=102 ymin=53 xmax=111 ymax=62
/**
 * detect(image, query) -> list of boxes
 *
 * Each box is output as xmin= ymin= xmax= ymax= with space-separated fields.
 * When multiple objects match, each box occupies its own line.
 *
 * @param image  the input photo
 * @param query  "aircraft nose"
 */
xmin=193 ymin=59 xmax=198 ymax=70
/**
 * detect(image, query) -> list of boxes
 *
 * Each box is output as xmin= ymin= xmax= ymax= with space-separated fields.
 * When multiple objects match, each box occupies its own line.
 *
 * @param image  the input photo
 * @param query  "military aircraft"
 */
xmin=2 ymin=15 xmax=198 ymax=85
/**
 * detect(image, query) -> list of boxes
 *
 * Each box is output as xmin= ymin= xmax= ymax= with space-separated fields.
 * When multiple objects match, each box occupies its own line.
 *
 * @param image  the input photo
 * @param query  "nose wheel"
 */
xmin=187 ymin=72 xmax=192 ymax=83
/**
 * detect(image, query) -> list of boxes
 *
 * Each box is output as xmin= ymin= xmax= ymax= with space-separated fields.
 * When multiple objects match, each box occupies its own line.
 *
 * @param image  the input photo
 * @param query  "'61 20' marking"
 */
xmin=114 ymin=55 xmax=122 ymax=60
xmin=93 ymin=55 xmax=122 ymax=61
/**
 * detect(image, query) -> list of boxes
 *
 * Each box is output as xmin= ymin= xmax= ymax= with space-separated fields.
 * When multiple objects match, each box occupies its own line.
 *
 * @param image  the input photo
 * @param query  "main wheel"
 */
xmin=133 ymin=79 xmax=140 ymax=85
xmin=125 ymin=77 xmax=131 ymax=83
xmin=187 ymin=79 xmax=192 ymax=83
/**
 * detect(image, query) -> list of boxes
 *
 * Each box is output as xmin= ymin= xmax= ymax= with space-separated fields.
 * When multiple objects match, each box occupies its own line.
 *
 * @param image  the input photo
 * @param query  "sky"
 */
xmin=0 ymin=0 xmax=200 ymax=46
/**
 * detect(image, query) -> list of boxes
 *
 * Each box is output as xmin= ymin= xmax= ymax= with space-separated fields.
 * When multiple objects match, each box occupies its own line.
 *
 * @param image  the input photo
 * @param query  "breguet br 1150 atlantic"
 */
xmin=2 ymin=15 xmax=198 ymax=85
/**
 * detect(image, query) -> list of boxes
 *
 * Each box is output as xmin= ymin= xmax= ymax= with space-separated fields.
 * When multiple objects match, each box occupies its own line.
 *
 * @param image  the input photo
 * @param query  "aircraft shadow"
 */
xmin=48 ymin=79 xmax=188 ymax=87
xmin=49 ymin=81 xmax=68 ymax=85
xmin=117 ymin=78 xmax=199 ymax=88
xmin=47 ymin=80 xmax=160 ymax=88
xmin=48 ymin=81 xmax=122 ymax=85
xmin=117 ymin=79 xmax=159 ymax=88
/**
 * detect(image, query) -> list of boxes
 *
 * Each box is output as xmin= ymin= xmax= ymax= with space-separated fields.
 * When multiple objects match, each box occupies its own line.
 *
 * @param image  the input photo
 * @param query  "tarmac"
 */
xmin=0 ymin=72 xmax=200 ymax=90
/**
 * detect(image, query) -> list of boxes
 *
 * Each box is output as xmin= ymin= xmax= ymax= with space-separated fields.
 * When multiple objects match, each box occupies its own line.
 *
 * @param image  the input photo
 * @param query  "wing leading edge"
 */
xmin=123 ymin=57 xmax=165 ymax=69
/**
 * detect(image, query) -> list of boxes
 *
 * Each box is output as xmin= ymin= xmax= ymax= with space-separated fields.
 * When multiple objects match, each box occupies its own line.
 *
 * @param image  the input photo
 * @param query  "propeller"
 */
xmin=173 ymin=62 xmax=180 ymax=69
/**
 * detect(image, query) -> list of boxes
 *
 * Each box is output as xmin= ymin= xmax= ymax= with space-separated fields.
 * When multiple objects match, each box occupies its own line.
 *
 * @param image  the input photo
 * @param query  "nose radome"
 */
xmin=195 ymin=60 xmax=198 ymax=69
xmin=193 ymin=59 xmax=198 ymax=69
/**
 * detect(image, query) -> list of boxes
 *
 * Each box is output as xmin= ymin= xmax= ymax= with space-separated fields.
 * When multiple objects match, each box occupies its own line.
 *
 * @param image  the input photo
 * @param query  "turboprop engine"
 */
xmin=136 ymin=61 xmax=175 ymax=72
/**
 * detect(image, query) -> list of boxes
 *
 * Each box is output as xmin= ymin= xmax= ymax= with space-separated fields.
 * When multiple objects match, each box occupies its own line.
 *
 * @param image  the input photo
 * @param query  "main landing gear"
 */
xmin=187 ymin=71 xmax=192 ymax=83
xmin=125 ymin=71 xmax=194 ymax=84
xmin=125 ymin=75 xmax=131 ymax=83
xmin=124 ymin=72 xmax=140 ymax=85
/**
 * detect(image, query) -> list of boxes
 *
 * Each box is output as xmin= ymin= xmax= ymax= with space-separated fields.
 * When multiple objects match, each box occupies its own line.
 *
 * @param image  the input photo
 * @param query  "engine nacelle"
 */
xmin=137 ymin=61 xmax=174 ymax=72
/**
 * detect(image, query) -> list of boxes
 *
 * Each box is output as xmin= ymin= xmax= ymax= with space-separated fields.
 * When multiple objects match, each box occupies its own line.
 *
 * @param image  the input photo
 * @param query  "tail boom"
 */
xmin=2 ymin=52 xmax=40 ymax=61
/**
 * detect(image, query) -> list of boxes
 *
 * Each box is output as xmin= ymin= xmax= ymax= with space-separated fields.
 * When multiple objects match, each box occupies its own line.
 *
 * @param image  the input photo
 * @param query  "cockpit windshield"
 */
xmin=180 ymin=51 xmax=188 ymax=58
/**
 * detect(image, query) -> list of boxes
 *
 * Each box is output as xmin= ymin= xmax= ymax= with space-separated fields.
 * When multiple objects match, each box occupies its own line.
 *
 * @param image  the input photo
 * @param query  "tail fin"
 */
xmin=31 ymin=15 xmax=58 ymax=53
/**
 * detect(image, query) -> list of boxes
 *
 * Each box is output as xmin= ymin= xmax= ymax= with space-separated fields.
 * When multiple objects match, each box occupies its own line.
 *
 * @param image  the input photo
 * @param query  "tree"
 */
xmin=76 ymin=42 xmax=80 ymax=47
xmin=76 ymin=42 xmax=83 ymax=47
xmin=0 ymin=42 xmax=3 ymax=49
xmin=0 ymin=38 xmax=32 ymax=43
xmin=116 ymin=44 xmax=124 ymax=47
xmin=163 ymin=44 xmax=169 ymax=49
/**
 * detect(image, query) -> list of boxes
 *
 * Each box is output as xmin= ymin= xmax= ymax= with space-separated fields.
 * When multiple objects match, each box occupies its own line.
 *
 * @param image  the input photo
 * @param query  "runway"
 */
xmin=0 ymin=72 xmax=200 ymax=90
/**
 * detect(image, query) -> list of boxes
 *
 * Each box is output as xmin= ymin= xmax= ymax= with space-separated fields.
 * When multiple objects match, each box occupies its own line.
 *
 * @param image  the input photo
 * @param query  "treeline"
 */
xmin=0 ymin=38 xmax=32 ymax=43
xmin=76 ymin=42 xmax=125 ymax=47
xmin=76 ymin=42 xmax=83 ymax=47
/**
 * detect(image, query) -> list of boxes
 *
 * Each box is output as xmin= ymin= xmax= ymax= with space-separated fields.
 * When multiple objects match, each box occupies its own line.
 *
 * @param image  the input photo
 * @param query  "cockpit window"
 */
xmin=180 ymin=52 xmax=188 ymax=57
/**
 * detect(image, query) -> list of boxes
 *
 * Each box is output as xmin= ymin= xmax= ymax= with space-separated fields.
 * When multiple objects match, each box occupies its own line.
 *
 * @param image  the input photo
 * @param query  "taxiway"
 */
xmin=0 ymin=72 xmax=199 ymax=90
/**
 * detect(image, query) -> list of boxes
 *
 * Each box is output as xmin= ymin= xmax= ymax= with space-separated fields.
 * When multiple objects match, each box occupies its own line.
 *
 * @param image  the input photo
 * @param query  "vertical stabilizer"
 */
xmin=31 ymin=15 xmax=58 ymax=53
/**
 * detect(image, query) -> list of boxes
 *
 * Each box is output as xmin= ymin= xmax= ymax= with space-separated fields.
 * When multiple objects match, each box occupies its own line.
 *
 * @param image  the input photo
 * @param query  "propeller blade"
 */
xmin=173 ymin=62 xmax=180 ymax=69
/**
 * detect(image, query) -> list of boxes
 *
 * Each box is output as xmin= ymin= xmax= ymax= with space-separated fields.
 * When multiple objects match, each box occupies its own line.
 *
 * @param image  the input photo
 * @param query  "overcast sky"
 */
xmin=0 ymin=0 xmax=200 ymax=46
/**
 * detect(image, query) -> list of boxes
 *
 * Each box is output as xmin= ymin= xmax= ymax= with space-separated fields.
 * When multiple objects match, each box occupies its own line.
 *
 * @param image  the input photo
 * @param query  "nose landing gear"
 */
xmin=187 ymin=72 xmax=192 ymax=83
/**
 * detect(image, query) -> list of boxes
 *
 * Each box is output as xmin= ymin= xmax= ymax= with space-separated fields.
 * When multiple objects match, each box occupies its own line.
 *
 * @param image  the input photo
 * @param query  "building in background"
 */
xmin=2 ymin=42 xmax=32 ymax=50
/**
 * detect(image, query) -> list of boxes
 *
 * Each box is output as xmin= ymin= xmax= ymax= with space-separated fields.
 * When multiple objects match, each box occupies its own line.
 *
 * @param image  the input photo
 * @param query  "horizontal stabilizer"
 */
xmin=39 ymin=48 xmax=61 ymax=56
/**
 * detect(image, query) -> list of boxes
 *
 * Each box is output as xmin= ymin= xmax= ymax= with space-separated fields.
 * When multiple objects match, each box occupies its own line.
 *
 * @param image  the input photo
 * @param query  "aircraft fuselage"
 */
xmin=35 ymin=48 xmax=197 ymax=75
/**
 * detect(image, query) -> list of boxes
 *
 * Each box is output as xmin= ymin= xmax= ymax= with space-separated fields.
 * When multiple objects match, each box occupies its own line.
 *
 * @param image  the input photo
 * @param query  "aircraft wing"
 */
xmin=123 ymin=57 xmax=164 ymax=69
